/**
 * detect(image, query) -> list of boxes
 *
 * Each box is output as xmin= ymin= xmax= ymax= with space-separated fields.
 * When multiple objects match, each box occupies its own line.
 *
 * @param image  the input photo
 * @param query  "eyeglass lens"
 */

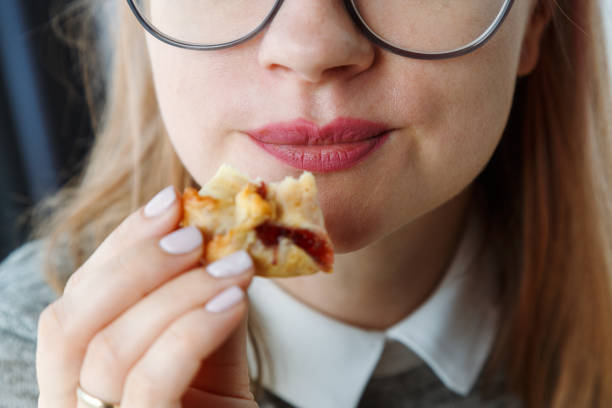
xmin=132 ymin=0 xmax=508 ymax=53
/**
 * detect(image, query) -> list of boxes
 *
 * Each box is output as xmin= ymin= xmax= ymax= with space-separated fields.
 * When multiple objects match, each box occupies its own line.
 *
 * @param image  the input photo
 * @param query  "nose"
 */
xmin=257 ymin=1 xmax=376 ymax=83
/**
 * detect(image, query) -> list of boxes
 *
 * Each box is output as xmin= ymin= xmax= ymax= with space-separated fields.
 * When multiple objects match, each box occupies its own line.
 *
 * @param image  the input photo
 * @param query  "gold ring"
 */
xmin=76 ymin=385 xmax=120 ymax=408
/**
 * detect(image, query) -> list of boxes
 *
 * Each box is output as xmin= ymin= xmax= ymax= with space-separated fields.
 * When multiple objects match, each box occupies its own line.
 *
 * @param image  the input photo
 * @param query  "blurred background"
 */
xmin=0 ymin=0 xmax=95 ymax=262
xmin=1 ymin=0 xmax=612 ymax=262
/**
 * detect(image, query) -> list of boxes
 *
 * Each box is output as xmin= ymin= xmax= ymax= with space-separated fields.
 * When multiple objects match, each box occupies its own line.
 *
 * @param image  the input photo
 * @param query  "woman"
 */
xmin=0 ymin=0 xmax=610 ymax=406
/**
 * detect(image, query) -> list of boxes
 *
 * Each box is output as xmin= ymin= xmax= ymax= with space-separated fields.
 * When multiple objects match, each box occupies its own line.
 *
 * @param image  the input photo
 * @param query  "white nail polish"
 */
xmin=205 ymin=286 xmax=244 ymax=313
xmin=159 ymin=227 xmax=202 ymax=254
xmin=144 ymin=186 xmax=176 ymax=218
xmin=206 ymin=251 xmax=253 ymax=278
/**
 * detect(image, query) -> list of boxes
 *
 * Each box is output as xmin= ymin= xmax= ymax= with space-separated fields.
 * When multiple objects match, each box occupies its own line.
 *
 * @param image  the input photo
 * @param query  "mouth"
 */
xmin=245 ymin=117 xmax=393 ymax=172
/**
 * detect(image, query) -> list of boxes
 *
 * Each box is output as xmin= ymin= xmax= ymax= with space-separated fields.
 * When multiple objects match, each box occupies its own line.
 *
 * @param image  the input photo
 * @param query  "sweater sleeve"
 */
xmin=0 ymin=240 xmax=58 ymax=407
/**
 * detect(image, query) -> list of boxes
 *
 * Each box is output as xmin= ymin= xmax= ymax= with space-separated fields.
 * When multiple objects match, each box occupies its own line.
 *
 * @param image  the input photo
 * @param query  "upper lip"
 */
xmin=246 ymin=117 xmax=391 ymax=145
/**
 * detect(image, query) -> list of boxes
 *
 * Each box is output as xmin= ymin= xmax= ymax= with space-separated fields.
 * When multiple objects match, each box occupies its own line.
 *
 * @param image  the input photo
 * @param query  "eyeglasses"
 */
xmin=126 ymin=0 xmax=515 ymax=60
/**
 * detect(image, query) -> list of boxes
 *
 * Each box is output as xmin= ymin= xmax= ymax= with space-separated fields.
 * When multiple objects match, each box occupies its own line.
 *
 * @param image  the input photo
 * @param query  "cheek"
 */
xmin=360 ymin=0 xmax=529 ymax=197
xmin=146 ymin=40 xmax=252 ymax=185
xmin=428 ymin=61 xmax=514 ymax=191
xmin=415 ymin=8 xmax=526 ymax=197
xmin=323 ymin=9 xmax=527 ymax=251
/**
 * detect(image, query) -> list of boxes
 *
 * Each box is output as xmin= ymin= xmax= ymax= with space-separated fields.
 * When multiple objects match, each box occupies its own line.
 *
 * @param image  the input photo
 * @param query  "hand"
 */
xmin=36 ymin=186 xmax=258 ymax=407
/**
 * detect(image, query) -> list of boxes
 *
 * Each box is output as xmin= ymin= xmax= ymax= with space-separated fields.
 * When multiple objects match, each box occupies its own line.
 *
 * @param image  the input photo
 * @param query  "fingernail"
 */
xmin=205 ymin=285 xmax=244 ymax=313
xmin=206 ymin=251 xmax=253 ymax=278
xmin=159 ymin=226 xmax=202 ymax=254
xmin=144 ymin=186 xmax=176 ymax=218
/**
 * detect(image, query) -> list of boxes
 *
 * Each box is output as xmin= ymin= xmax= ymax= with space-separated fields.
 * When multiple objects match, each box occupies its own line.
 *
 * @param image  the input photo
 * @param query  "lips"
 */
xmin=245 ymin=117 xmax=392 ymax=172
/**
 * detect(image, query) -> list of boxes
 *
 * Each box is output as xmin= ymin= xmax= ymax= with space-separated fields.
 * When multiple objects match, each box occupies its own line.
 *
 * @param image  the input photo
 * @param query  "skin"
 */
xmin=36 ymin=1 xmax=552 ymax=407
xmin=146 ymin=0 xmax=550 ymax=329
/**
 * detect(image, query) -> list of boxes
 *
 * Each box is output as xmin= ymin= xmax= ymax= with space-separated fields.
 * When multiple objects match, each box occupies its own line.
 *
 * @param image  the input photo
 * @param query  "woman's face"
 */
xmin=145 ymin=0 xmax=537 ymax=253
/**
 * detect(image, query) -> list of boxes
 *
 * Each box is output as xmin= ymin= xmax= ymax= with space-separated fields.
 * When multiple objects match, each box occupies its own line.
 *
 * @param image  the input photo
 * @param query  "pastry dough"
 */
xmin=180 ymin=164 xmax=334 ymax=277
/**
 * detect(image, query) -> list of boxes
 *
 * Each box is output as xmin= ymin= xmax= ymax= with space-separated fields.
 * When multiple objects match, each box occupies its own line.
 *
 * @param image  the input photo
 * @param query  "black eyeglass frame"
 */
xmin=126 ymin=0 xmax=516 ymax=60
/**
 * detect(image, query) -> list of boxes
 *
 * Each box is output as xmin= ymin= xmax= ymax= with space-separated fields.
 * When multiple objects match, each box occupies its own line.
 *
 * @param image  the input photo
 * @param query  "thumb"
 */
xmin=189 ymin=308 xmax=254 ymax=400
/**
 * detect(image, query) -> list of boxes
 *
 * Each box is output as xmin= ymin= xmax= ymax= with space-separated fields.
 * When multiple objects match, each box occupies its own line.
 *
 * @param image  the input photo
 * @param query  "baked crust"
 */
xmin=180 ymin=164 xmax=334 ymax=277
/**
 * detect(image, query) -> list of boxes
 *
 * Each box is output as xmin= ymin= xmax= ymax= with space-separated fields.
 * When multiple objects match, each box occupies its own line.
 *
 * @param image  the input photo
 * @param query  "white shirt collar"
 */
xmin=247 ymin=208 xmax=499 ymax=408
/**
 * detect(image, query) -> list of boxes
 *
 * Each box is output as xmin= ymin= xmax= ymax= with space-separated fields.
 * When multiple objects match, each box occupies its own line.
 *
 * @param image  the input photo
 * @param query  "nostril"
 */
xmin=265 ymin=62 xmax=360 ymax=84
xmin=313 ymin=64 xmax=365 ymax=83
xmin=264 ymin=63 xmax=299 ymax=80
xmin=327 ymin=65 xmax=355 ymax=77
xmin=266 ymin=63 xmax=287 ymax=73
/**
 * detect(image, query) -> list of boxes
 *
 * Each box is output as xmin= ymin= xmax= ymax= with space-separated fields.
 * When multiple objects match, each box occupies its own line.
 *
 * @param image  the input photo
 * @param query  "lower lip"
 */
xmin=249 ymin=132 xmax=391 ymax=173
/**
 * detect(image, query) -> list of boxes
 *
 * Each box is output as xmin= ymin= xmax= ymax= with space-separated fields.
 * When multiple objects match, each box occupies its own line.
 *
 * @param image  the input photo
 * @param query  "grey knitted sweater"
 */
xmin=0 ymin=240 xmax=521 ymax=407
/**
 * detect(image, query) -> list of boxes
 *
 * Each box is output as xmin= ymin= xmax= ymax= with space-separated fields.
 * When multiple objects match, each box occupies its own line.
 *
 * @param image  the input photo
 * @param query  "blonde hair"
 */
xmin=479 ymin=1 xmax=612 ymax=406
xmin=28 ymin=0 xmax=612 ymax=405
